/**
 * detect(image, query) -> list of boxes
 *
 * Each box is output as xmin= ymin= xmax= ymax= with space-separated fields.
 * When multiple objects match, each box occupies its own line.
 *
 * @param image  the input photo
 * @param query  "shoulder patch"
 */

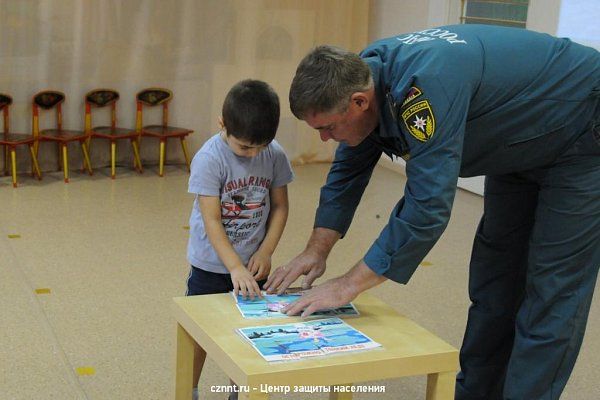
xmin=401 ymin=100 xmax=435 ymax=142
xmin=401 ymin=86 xmax=422 ymax=108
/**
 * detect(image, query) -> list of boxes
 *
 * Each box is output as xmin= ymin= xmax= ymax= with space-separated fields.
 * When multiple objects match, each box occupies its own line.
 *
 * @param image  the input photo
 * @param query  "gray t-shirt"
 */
xmin=187 ymin=133 xmax=294 ymax=273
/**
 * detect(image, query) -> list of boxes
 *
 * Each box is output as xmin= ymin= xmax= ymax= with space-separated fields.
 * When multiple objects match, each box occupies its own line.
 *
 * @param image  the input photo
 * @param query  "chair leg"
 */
xmin=159 ymin=139 xmax=166 ymax=177
xmin=62 ymin=144 xmax=69 ymax=183
xmin=83 ymin=137 xmax=92 ymax=172
xmin=57 ymin=142 xmax=63 ymax=171
xmin=29 ymin=144 xmax=42 ymax=180
xmin=180 ymin=137 xmax=191 ymax=172
xmin=10 ymin=147 xmax=17 ymax=188
xmin=111 ymin=141 xmax=116 ymax=179
xmin=3 ymin=145 xmax=9 ymax=176
xmin=131 ymin=139 xmax=143 ymax=173
xmin=81 ymin=141 xmax=93 ymax=176
xmin=164 ymin=139 xmax=168 ymax=162
xmin=32 ymin=141 xmax=38 ymax=177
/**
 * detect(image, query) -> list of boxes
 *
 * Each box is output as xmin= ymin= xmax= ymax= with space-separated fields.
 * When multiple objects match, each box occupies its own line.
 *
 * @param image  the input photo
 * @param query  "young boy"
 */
xmin=186 ymin=79 xmax=294 ymax=400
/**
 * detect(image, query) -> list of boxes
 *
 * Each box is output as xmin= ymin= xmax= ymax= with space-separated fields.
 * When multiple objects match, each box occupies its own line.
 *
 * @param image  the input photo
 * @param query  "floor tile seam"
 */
xmin=0 ymin=226 xmax=90 ymax=400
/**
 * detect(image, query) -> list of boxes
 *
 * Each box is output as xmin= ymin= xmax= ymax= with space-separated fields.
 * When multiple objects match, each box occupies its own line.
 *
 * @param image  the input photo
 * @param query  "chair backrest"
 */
xmin=85 ymin=89 xmax=120 ymax=131
xmin=0 ymin=93 xmax=12 ymax=133
xmin=32 ymin=90 xmax=66 ymax=136
xmin=135 ymin=87 xmax=173 ymax=132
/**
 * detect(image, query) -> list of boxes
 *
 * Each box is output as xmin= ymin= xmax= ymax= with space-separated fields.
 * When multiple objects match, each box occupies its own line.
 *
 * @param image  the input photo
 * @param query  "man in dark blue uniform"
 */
xmin=264 ymin=25 xmax=600 ymax=399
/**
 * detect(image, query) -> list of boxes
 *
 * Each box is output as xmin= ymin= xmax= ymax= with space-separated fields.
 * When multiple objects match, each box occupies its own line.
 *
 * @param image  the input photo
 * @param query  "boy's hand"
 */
xmin=248 ymin=250 xmax=272 ymax=281
xmin=230 ymin=266 xmax=262 ymax=300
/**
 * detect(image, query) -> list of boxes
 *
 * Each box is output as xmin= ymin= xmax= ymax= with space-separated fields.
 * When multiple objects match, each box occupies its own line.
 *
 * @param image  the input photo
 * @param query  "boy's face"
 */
xmin=222 ymin=132 xmax=267 ymax=158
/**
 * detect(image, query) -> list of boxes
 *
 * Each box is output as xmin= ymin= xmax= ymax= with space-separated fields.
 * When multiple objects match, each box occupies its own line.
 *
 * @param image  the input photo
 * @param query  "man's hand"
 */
xmin=230 ymin=266 xmax=262 ymax=300
xmin=282 ymin=275 xmax=358 ymax=318
xmin=283 ymin=259 xmax=388 ymax=318
xmin=263 ymin=250 xmax=326 ymax=294
xmin=247 ymin=250 xmax=271 ymax=281
xmin=264 ymin=227 xmax=340 ymax=294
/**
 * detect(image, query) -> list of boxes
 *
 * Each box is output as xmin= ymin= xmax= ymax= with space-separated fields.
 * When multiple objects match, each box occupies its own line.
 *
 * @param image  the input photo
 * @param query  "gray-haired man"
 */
xmin=264 ymin=24 xmax=600 ymax=400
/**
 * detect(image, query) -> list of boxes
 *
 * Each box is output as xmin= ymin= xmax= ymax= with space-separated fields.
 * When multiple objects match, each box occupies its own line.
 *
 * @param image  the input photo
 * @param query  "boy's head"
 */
xmin=222 ymin=80 xmax=280 ymax=152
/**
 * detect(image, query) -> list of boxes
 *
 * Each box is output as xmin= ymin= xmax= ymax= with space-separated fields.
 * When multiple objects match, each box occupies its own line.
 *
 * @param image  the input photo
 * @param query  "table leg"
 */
xmin=426 ymin=371 xmax=455 ymax=400
xmin=329 ymin=385 xmax=353 ymax=400
xmin=175 ymin=323 xmax=196 ymax=400
xmin=193 ymin=343 xmax=206 ymax=390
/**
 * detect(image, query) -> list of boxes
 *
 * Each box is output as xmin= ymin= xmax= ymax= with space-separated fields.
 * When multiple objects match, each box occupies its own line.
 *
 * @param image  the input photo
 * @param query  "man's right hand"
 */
xmin=264 ymin=250 xmax=326 ymax=294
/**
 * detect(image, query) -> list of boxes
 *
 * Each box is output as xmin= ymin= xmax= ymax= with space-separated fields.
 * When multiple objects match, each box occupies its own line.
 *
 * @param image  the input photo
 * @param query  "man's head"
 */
xmin=289 ymin=45 xmax=378 ymax=146
xmin=222 ymin=79 xmax=280 ymax=157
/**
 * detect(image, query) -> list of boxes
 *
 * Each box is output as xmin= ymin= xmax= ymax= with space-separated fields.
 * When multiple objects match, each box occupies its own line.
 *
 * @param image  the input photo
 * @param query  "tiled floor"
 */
xmin=0 ymin=164 xmax=598 ymax=399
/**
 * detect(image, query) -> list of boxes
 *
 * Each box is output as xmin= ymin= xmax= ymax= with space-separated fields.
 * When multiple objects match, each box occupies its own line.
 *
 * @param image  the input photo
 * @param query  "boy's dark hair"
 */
xmin=222 ymin=79 xmax=280 ymax=145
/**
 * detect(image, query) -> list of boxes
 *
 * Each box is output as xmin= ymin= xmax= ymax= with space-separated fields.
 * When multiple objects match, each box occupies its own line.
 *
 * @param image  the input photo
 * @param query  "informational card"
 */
xmin=232 ymin=290 xmax=359 ymax=319
xmin=237 ymin=317 xmax=381 ymax=362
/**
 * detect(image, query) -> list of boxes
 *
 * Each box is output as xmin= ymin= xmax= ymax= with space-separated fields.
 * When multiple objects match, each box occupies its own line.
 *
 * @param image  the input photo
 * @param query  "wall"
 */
xmin=0 ymin=0 xmax=369 ymax=175
xmin=369 ymin=0 xmax=486 ymax=195
xmin=527 ymin=0 xmax=562 ymax=34
xmin=368 ymin=1 xmax=430 ymax=39
xmin=556 ymin=0 xmax=600 ymax=50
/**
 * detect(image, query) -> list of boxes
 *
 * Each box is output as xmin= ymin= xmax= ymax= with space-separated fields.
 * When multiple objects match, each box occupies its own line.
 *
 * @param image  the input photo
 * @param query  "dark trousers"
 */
xmin=186 ymin=266 xmax=267 ymax=296
xmin=456 ymin=125 xmax=600 ymax=400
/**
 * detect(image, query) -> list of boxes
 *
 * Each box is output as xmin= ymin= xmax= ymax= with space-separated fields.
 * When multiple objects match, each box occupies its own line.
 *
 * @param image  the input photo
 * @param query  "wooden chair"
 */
xmin=85 ymin=89 xmax=142 ymax=179
xmin=32 ymin=90 xmax=92 ymax=183
xmin=136 ymin=88 xmax=192 ymax=177
xmin=0 ymin=93 xmax=42 ymax=187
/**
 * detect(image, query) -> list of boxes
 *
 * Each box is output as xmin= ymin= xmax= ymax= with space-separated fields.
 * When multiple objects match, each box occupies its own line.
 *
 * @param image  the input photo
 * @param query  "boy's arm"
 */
xmin=198 ymin=195 xmax=262 ymax=299
xmin=248 ymin=185 xmax=289 ymax=280
xmin=259 ymin=185 xmax=289 ymax=255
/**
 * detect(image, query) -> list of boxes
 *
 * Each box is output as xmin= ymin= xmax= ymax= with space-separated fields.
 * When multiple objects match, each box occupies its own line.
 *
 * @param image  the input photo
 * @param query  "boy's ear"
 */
xmin=218 ymin=117 xmax=225 ymax=130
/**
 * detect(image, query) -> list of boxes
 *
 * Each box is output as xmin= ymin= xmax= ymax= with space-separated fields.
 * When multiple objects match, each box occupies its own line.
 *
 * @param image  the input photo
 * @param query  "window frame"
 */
xmin=459 ymin=0 xmax=529 ymax=28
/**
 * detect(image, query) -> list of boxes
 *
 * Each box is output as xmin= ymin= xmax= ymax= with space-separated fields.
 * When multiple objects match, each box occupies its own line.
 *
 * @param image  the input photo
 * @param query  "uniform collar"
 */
xmin=364 ymin=56 xmax=396 ymax=138
xmin=363 ymin=55 xmax=411 ymax=159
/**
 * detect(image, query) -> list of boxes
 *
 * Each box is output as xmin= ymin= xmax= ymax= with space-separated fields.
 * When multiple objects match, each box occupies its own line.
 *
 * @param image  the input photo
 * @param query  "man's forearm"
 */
xmin=343 ymin=259 xmax=388 ymax=296
xmin=305 ymin=227 xmax=342 ymax=258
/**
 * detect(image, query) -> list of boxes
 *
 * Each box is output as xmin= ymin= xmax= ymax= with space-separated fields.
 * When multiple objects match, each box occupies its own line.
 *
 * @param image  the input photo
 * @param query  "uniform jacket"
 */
xmin=314 ymin=24 xmax=600 ymax=283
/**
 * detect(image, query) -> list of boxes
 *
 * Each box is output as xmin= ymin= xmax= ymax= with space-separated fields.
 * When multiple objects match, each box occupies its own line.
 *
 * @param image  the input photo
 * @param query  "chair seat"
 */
xmin=1 ymin=133 xmax=36 ymax=145
xmin=40 ymin=129 xmax=87 ymax=142
xmin=141 ymin=125 xmax=192 ymax=138
xmin=91 ymin=126 xmax=137 ymax=139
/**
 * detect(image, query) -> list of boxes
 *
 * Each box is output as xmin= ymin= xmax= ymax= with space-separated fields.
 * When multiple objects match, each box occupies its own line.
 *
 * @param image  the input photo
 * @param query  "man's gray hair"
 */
xmin=289 ymin=45 xmax=373 ymax=119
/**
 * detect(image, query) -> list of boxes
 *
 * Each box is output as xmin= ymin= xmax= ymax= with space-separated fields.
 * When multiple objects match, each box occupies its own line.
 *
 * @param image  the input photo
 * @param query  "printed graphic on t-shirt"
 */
xmin=221 ymin=175 xmax=271 ymax=245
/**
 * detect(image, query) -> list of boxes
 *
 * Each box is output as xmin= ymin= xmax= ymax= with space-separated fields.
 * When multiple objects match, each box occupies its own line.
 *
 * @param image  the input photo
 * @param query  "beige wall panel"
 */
xmin=1 ymin=0 xmax=369 ymax=171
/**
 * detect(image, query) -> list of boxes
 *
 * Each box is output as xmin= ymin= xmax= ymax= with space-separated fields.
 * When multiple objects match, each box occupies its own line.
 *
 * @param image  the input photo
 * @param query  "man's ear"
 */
xmin=218 ymin=116 xmax=225 ymax=130
xmin=350 ymin=92 xmax=370 ymax=110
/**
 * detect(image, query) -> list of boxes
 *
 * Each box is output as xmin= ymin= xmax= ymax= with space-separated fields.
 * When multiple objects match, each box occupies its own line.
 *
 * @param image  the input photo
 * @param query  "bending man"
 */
xmin=264 ymin=24 xmax=600 ymax=400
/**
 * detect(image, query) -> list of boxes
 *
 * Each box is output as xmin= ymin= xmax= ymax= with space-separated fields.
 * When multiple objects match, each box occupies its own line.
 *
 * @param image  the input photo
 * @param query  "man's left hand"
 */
xmin=282 ymin=275 xmax=358 ymax=318
xmin=283 ymin=259 xmax=388 ymax=318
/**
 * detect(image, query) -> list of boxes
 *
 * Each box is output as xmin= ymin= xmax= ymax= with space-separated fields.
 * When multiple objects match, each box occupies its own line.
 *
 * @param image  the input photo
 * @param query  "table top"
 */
xmin=172 ymin=292 xmax=458 ymax=387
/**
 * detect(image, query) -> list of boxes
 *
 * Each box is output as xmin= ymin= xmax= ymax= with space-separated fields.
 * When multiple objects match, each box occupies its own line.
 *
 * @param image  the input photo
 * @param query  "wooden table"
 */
xmin=172 ymin=293 xmax=458 ymax=399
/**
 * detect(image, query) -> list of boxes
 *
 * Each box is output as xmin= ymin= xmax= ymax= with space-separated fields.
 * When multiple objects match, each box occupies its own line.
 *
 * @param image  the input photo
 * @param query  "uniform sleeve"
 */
xmin=270 ymin=140 xmax=295 ymax=188
xmin=364 ymin=76 xmax=470 ymax=283
xmin=314 ymin=137 xmax=383 ymax=237
xmin=188 ymin=152 xmax=222 ymax=196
